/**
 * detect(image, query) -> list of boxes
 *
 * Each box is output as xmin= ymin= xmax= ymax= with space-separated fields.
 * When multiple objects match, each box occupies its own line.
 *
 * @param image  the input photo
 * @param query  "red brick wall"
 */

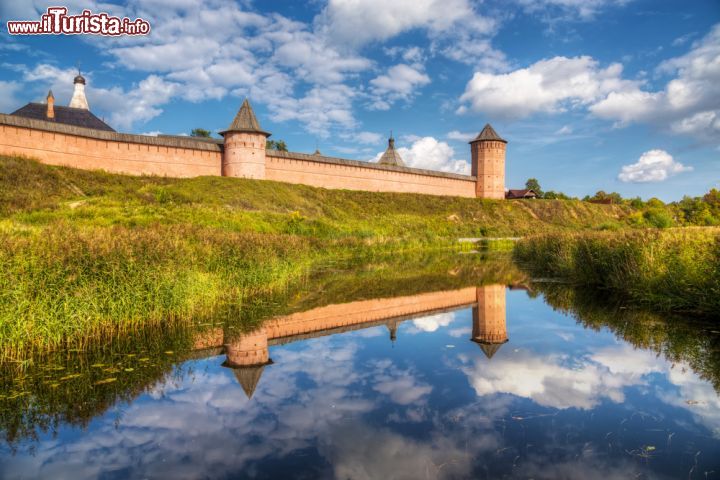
xmin=0 ymin=124 xmax=221 ymax=177
xmin=266 ymin=155 xmax=477 ymax=198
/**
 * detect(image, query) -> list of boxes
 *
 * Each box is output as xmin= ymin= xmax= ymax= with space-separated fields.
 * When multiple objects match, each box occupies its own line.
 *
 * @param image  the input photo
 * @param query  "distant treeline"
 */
xmin=524 ymin=177 xmax=720 ymax=228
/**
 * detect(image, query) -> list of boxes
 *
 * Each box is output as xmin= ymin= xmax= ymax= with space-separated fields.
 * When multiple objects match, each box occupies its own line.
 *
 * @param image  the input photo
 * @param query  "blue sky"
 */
xmin=0 ymin=0 xmax=718 ymax=201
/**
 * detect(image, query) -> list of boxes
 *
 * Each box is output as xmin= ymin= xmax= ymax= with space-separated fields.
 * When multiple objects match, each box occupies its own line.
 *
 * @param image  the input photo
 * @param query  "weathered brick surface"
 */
xmin=0 ymin=123 xmax=221 ymax=177
xmin=266 ymin=155 xmax=477 ymax=198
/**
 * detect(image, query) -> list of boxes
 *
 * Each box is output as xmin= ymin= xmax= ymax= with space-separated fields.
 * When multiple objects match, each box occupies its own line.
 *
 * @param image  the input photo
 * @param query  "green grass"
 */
xmin=0 ymin=154 xmax=633 ymax=239
xmin=0 ymin=154 xmax=660 ymax=360
xmin=514 ymin=228 xmax=720 ymax=314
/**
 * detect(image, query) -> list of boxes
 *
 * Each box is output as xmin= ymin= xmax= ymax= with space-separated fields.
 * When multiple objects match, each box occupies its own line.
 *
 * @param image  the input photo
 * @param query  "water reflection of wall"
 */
xmin=204 ymin=285 xmax=508 ymax=398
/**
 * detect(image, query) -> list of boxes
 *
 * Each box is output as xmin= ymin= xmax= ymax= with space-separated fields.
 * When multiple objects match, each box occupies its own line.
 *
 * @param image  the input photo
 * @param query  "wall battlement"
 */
xmin=0 ymin=100 xmax=507 ymax=199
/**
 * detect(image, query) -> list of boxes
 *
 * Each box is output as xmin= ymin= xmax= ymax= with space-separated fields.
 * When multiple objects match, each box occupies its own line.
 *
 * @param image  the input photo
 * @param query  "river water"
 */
xmin=1 ymin=253 xmax=719 ymax=479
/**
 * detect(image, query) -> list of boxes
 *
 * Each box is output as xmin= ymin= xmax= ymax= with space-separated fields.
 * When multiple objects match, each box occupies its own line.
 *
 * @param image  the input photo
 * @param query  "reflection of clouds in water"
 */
xmin=662 ymin=366 xmax=720 ymax=434
xmin=461 ymin=342 xmax=720 ymax=435
xmin=448 ymin=326 xmax=472 ymax=338
xmin=319 ymin=422 xmax=473 ymax=480
xmin=514 ymin=456 xmax=664 ymax=480
xmin=461 ymin=349 xmax=630 ymax=409
xmin=1 ymin=336 xmax=445 ymax=479
xmin=409 ymin=312 xmax=456 ymax=333
xmin=370 ymin=359 xmax=432 ymax=405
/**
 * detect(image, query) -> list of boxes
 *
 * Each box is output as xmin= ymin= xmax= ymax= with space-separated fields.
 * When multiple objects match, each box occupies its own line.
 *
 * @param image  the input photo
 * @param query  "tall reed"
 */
xmin=513 ymin=228 xmax=720 ymax=314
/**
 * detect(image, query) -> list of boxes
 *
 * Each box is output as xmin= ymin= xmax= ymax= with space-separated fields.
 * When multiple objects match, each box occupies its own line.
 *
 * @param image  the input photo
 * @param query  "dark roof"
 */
xmin=476 ymin=341 xmax=505 ymax=359
xmin=222 ymin=360 xmax=272 ymax=399
xmin=221 ymin=98 xmax=270 ymax=136
xmin=377 ymin=137 xmax=405 ymax=167
xmin=471 ymin=123 xmax=506 ymax=143
xmin=505 ymin=189 xmax=537 ymax=199
xmin=74 ymin=74 xmax=86 ymax=85
xmin=11 ymin=102 xmax=115 ymax=132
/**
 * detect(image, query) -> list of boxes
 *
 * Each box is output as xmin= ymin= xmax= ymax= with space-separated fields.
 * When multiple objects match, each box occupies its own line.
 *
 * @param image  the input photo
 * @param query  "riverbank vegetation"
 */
xmin=0 ymin=155 xmax=715 ymax=360
xmin=0 ymin=252 xmax=522 ymax=446
xmin=514 ymin=228 xmax=720 ymax=315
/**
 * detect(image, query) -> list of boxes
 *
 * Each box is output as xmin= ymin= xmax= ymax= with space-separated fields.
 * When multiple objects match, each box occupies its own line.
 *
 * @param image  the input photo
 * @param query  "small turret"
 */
xmin=69 ymin=71 xmax=89 ymax=110
xmin=377 ymin=134 xmax=405 ymax=167
xmin=46 ymin=90 xmax=55 ymax=120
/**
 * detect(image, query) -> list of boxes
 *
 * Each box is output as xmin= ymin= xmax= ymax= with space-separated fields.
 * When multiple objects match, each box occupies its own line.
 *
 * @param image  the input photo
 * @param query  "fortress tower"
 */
xmin=223 ymin=327 xmax=272 ymax=399
xmin=471 ymin=285 xmax=508 ymax=359
xmin=470 ymin=124 xmax=506 ymax=199
xmin=220 ymin=99 xmax=271 ymax=179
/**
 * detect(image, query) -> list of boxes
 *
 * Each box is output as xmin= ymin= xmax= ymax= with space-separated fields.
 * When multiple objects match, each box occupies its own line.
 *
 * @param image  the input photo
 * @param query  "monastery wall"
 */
xmin=0 ymin=112 xmax=490 ymax=199
xmin=0 ymin=115 xmax=222 ymax=177
xmin=266 ymin=152 xmax=477 ymax=198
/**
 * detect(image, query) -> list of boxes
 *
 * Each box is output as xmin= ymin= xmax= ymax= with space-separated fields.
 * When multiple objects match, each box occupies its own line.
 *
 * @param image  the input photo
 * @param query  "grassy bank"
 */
xmin=1 ymin=155 xmax=632 ymax=238
xmin=0 ymin=155 xmax=662 ymax=360
xmin=514 ymin=228 xmax=720 ymax=314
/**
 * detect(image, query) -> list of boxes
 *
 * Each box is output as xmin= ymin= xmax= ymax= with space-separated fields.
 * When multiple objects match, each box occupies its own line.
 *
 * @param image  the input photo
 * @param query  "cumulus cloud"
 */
xmin=317 ymin=0 xmax=506 ymax=71
xmin=15 ymin=63 xmax=179 ymax=129
xmin=591 ymin=24 xmax=720 ymax=142
xmin=316 ymin=0 xmax=481 ymax=47
xmin=458 ymin=56 xmax=638 ymax=118
xmin=513 ymin=0 xmax=632 ymax=20
xmin=368 ymin=64 xmax=430 ymax=110
xmin=410 ymin=312 xmax=456 ymax=333
xmin=446 ymin=130 xmax=476 ymax=142
xmin=459 ymin=342 xmax=697 ymax=410
xmin=618 ymin=149 xmax=692 ymax=183
xmin=374 ymin=137 xmax=470 ymax=174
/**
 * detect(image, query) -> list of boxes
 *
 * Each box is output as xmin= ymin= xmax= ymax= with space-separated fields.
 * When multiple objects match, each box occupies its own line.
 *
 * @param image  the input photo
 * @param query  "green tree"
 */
xmin=266 ymin=140 xmax=288 ymax=152
xmin=190 ymin=128 xmax=212 ymax=138
xmin=525 ymin=178 xmax=543 ymax=197
xmin=543 ymin=190 xmax=571 ymax=200
xmin=585 ymin=191 xmax=623 ymax=204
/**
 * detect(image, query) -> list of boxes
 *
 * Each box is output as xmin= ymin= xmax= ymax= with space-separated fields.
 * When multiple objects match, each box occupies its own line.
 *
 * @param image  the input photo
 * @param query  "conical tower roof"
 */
xmin=378 ymin=136 xmax=405 ymax=167
xmin=470 ymin=124 xmax=506 ymax=143
xmin=232 ymin=364 xmax=267 ymax=399
xmin=221 ymin=98 xmax=270 ymax=137
xmin=477 ymin=342 xmax=503 ymax=359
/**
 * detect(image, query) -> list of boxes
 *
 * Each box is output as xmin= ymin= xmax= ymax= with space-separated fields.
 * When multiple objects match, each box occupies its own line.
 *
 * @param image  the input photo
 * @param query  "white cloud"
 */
xmin=316 ymin=0 xmax=479 ymax=47
xmin=317 ymin=0 xmax=505 ymax=71
xmin=411 ymin=312 xmax=455 ymax=333
xmin=446 ymin=130 xmax=475 ymax=142
xmin=341 ymin=131 xmax=383 ymax=145
xmin=591 ymin=24 xmax=720 ymax=143
xmin=513 ymin=0 xmax=632 ymax=20
xmin=374 ymin=136 xmax=470 ymax=174
xmin=368 ymin=64 xmax=430 ymax=110
xmin=555 ymin=125 xmax=573 ymax=135
xmin=460 ymin=343 xmax=676 ymax=410
xmin=16 ymin=64 xmax=179 ymax=129
xmin=458 ymin=56 xmax=637 ymax=118
xmin=618 ymin=149 xmax=692 ymax=183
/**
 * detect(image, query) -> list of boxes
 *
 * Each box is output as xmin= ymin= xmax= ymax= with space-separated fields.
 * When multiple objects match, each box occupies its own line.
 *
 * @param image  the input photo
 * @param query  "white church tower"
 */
xmin=69 ymin=72 xmax=89 ymax=110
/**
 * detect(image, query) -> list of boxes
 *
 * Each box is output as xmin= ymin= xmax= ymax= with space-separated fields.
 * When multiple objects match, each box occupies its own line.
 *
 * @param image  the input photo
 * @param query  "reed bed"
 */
xmin=514 ymin=228 xmax=720 ymax=314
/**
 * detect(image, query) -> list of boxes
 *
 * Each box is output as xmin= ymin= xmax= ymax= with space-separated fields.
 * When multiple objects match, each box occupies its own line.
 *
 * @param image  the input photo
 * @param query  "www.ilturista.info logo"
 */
xmin=7 ymin=7 xmax=150 ymax=36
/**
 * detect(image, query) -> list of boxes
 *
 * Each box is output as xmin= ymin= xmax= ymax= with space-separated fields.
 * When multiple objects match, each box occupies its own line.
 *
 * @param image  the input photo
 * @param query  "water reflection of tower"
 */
xmin=222 ymin=328 xmax=272 ymax=399
xmin=471 ymin=285 xmax=507 ymax=359
xmin=386 ymin=319 xmax=399 ymax=345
